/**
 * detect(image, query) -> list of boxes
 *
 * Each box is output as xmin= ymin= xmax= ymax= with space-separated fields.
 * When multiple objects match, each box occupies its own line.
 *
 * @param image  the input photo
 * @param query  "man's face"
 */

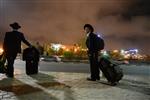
xmin=84 ymin=27 xmax=91 ymax=34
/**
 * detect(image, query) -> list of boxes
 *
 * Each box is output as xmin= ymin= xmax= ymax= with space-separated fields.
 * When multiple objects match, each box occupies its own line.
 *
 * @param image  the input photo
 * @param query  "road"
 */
xmin=15 ymin=59 xmax=150 ymax=77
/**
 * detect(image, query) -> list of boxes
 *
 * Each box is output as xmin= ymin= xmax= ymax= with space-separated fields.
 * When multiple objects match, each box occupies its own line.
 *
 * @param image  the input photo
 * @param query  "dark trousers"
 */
xmin=6 ymin=53 xmax=17 ymax=77
xmin=88 ymin=52 xmax=100 ymax=79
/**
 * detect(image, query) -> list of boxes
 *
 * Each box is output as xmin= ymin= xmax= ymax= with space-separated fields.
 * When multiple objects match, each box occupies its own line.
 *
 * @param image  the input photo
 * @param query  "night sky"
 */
xmin=0 ymin=0 xmax=150 ymax=54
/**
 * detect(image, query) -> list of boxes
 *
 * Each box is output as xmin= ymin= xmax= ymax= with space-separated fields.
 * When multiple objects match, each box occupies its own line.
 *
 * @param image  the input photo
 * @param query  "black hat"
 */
xmin=10 ymin=22 xmax=21 ymax=29
xmin=84 ymin=24 xmax=94 ymax=32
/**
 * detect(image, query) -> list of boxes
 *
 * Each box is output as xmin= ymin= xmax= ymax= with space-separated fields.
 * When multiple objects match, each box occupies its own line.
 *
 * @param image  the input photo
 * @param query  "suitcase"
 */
xmin=99 ymin=57 xmax=123 ymax=83
xmin=23 ymin=47 xmax=39 ymax=75
xmin=26 ymin=61 xmax=38 ymax=75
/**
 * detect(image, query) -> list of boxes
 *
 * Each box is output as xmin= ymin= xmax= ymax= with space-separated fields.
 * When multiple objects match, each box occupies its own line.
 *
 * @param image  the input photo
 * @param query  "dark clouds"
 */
xmin=0 ymin=0 xmax=150 ymax=54
xmin=121 ymin=0 xmax=150 ymax=20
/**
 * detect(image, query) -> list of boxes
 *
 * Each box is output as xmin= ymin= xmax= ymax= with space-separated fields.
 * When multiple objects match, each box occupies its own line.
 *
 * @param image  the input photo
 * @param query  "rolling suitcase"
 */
xmin=26 ymin=60 xmax=38 ymax=75
xmin=23 ymin=47 xmax=39 ymax=75
xmin=99 ymin=57 xmax=123 ymax=83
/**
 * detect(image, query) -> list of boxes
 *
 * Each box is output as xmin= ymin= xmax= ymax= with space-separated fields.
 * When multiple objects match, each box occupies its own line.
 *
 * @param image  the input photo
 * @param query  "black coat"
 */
xmin=86 ymin=33 xmax=98 ymax=53
xmin=3 ymin=31 xmax=31 ymax=55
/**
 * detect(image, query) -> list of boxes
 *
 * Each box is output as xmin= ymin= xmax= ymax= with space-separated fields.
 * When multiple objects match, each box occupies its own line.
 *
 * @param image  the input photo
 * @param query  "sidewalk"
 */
xmin=0 ymin=69 xmax=150 ymax=100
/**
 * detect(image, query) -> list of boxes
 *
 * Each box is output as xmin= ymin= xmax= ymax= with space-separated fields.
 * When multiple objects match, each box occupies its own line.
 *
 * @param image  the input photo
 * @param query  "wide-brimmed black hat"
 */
xmin=84 ymin=24 xmax=94 ymax=32
xmin=10 ymin=22 xmax=21 ymax=29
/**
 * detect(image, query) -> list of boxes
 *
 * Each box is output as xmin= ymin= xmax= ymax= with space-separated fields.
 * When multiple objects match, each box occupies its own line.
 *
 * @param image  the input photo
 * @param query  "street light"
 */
xmin=113 ymin=50 xmax=119 ymax=53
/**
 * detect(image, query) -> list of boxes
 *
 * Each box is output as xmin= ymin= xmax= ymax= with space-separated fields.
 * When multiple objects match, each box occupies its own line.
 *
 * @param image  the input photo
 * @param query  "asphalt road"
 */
xmin=15 ymin=59 xmax=150 ymax=77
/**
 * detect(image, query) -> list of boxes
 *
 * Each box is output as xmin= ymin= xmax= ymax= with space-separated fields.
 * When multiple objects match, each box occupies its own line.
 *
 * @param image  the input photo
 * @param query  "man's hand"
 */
xmin=29 ymin=45 xmax=33 ymax=48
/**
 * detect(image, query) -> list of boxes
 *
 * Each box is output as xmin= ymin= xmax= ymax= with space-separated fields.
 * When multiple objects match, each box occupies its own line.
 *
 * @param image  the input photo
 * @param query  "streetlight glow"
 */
xmin=0 ymin=48 xmax=4 ymax=55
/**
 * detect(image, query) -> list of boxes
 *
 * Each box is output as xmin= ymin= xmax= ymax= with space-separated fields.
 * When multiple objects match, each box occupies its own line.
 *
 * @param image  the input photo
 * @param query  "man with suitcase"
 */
xmin=3 ymin=22 xmax=32 ymax=78
xmin=84 ymin=24 xmax=103 ymax=81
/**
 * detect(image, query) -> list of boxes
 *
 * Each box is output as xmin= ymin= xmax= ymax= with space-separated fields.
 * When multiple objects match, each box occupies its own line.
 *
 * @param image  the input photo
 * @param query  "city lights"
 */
xmin=0 ymin=48 xmax=4 ymax=55
xmin=51 ymin=43 xmax=62 ymax=51
xmin=120 ymin=49 xmax=125 ymax=55
xmin=42 ymin=43 xmax=146 ymax=60
xmin=101 ymin=50 xmax=108 ymax=56
xmin=113 ymin=50 xmax=119 ymax=53
xmin=74 ymin=48 xmax=77 ymax=52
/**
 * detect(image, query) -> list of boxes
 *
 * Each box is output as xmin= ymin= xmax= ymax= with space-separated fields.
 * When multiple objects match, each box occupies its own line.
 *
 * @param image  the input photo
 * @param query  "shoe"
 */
xmin=109 ymin=82 xmax=117 ymax=86
xmin=6 ymin=74 xmax=14 ymax=78
xmin=96 ymin=77 xmax=100 ymax=80
xmin=87 ymin=77 xmax=96 ymax=81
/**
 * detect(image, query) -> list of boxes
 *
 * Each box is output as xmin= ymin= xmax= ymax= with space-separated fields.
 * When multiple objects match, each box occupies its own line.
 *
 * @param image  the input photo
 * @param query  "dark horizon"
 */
xmin=0 ymin=0 xmax=150 ymax=54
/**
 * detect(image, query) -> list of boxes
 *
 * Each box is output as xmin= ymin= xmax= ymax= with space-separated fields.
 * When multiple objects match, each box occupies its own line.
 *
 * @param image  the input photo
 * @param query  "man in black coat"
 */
xmin=84 ymin=24 xmax=100 ymax=81
xmin=3 ymin=22 xmax=32 ymax=78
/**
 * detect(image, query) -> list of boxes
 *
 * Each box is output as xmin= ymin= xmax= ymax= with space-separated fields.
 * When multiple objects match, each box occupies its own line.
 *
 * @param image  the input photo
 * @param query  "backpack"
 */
xmin=95 ymin=35 xmax=105 ymax=51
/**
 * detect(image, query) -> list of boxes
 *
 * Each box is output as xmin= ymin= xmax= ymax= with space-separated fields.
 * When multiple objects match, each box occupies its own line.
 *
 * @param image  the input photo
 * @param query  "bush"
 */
xmin=63 ymin=51 xmax=74 ymax=59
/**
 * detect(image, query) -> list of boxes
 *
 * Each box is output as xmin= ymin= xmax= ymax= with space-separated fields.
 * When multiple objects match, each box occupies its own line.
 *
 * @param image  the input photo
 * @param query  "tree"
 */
xmin=35 ymin=42 xmax=44 ymax=55
xmin=77 ymin=37 xmax=86 ymax=49
xmin=57 ymin=48 xmax=64 ymax=56
xmin=63 ymin=51 xmax=74 ymax=59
